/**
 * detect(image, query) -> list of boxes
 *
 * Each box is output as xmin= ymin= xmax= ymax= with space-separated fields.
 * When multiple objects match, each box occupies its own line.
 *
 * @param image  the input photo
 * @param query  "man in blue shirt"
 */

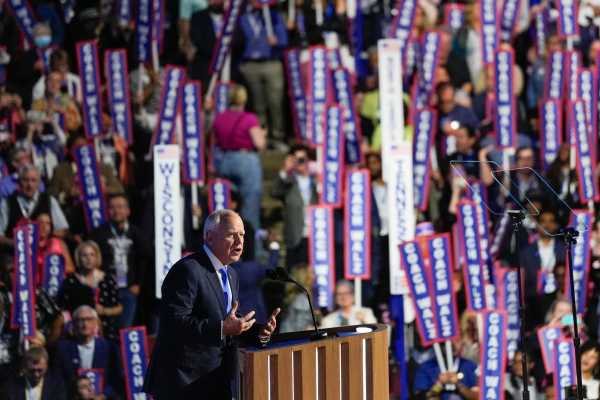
xmin=239 ymin=5 xmax=288 ymax=146
xmin=413 ymin=355 xmax=479 ymax=400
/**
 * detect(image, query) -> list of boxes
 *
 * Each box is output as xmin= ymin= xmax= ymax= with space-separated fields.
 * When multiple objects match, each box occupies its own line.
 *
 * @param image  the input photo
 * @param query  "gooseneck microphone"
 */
xmin=266 ymin=267 xmax=327 ymax=340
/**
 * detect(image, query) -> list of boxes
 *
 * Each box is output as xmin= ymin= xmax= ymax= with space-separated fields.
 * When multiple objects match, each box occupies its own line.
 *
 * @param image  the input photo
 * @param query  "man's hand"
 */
xmin=259 ymin=308 xmax=281 ymax=340
xmin=223 ymin=301 xmax=256 ymax=336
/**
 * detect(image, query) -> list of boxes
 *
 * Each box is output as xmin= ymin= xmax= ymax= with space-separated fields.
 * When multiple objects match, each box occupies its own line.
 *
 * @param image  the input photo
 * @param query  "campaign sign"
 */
xmin=208 ymin=0 xmax=244 ymax=76
xmin=120 ymin=326 xmax=150 ymax=400
xmin=153 ymin=0 xmax=164 ymax=53
xmin=306 ymin=46 xmax=330 ymax=145
xmin=565 ymin=51 xmax=581 ymax=101
xmin=497 ymin=268 xmax=520 ymax=360
xmin=570 ymin=100 xmax=599 ymax=201
xmin=544 ymin=51 xmax=565 ymax=100
xmin=136 ymin=0 xmax=152 ymax=63
xmin=6 ymin=0 xmax=36 ymax=47
xmin=117 ymin=0 xmax=131 ymax=27
xmin=578 ymin=68 xmax=598 ymax=163
xmin=444 ymin=4 xmax=464 ymax=31
xmin=214 ymin=81 xmax=232 ymax=115
xmin=480 ymin=0 xmax=498 ymax=64
xmin=427 ymin=234 xmax=459 ymax=341
xmin=467 ymin=181 xmax=491 ymax=279
xmin=105 ymin=49 xmax=133 ymax=144
xmin=565 ymin=210 xmax=592 ymax=313
xmin=10 ymin=226 xmax=36 ymax=339
xmin=412 ymin=31 xmax=441 ymax=110
xmin=332 ymin=68 xmax=363 ymax=164
xmin=78 ymin=368 xmax=104 ymax=395
xmin=400 ymin=240 xmax=438 ymax=346
xmin=535 ymin=9 xmax=548 ymax=57
xmin=412 ymin=108 xmax=435 ymax=210
xmin=74 ymin=144 xmax=107 ymax=231
xmin=538 ymin=270 xmax=558 ymax=295
xmin=537 ymin=325 xmax=563 ymax=373
xmin=182 ymin=81 xmax=205 ymax=184
xmin=284 ymin=49 xmax=307 ymax=140
xmin=320 ymin=105 xmax=345 ymax=207
xmin=344 ymin=169 xmax=371 ymax=280
xmin=152 ymin=66 xmax=185 ymax=145
xmin=500 ymin=0 xmax=521 ymax=41
xmin=207 ymin=179 xmax=232 ymax=213
xmin=553 ymin=338 xmax=577 ymax=400
xmin=387 ymin=0 xmax=417 ymax=66
xmin=76 ymin=41 xmax=104 ymax=138
xmin=539 ymin=99 xmax=563 ymax=171
xmin=457 ymin=200 xmax=486 ymax=310
xmin=153 ymin=145 xmax=182 ymax=298
xmin=479 ymin=311 xmax=508 ymax=400
xmin=555 ymin=0 xmax=579 ymax=38
xmin=42 ymin=253 xmax=65 ymax=298
xmin=308 ymin=206 xmax=335 ymax=309
xmin=494 ymin=49 xmax=516 ymax=148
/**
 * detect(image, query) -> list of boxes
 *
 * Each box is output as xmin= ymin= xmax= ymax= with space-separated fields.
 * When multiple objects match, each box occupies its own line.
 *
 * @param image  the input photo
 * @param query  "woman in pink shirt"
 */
xmin=212 ymin=85 xmax=266 ymax=230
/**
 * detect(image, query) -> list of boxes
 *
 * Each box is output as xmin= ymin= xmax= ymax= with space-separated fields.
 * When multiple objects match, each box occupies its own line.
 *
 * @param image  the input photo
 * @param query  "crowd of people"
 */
xmin=1 ymin=0 xmax=600 ymax=398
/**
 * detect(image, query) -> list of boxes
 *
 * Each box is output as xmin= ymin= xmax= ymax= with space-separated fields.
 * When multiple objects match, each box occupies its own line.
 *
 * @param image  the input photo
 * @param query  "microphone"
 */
xmin=266 ymin=267 xmax=327 ymax=340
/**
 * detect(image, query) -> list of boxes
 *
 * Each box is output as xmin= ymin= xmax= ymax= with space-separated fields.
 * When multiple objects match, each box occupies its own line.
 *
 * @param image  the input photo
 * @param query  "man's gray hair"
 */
xmin=18 ymin=164 xmax=40 ymax=180
xmin=72 ymin=305 xmax=99 ymax=321
xmin=203 ymin=209 xmax=239 ymax=240
xmin=336 ymin=280 xmax=354 ymax=292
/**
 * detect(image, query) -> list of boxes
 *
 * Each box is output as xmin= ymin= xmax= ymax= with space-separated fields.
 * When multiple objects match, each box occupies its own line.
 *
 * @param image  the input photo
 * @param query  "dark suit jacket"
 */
xmin=144 ymin=249 xmax=251 ymax=398
xmin=271 ymin=173 xmax=318 ymax=248
xmin=3 ymin=370 xmax=67 ymax=400
xmin=519 ymin=239 xmax=566 ymax=300
xmin=53 ymin=337 xmax=120 ymax=397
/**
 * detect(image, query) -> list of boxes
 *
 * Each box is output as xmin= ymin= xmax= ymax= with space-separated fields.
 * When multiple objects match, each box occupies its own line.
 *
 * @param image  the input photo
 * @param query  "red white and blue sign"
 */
xmin=208 ymin=0 xmax=244 ymax=76
xmin=553 ymin=338 xmax=577 ymax=400
xmin=5 ymin=0 xmax=37 ymax=47
xmin=344 ymin=169 xmax=371 ymax=280
xmin=565 ymin=50 xmax=581 ymax=101
xmin=78 ymin=368 xmax=104 ymax=395
xmin=457 ymin=200 xmax=486 ymax=310
xmin=120 ymin=326 xmax=150 ymax=400
xmin=135 ymin=0 xmax=152 ymax=63
xmin=74 ymin=144 xmax=108 ymax=231
xmin=284 ymin=49 xmax=307 ymax=141
xmin=443 ymin=4 xmax=464 ymax=31
xmin=207 ymin=179 xmax=232 ymax=213
xmin=400 ymin=240 xmax=439 ymax=346
xmin=412 ymin=31 xmax=441 ymax=109
xmin=214 ymin=81 xmax=232 ymax=115
xmin=500 ymin=0 xmax=521 ymax=42
xmin=565 ymin=210 xmax=592 ymax=313
xmin=42 ymin=253 xmax=65 ymax=298
xmin=320 ymin=105 xmax=345 ymax=207
xmin=537 ymin=325 xmax=563 ymax=373
xmin=10 ymin=226 xmax=36 ymax=339
xmin=387 ymin=0 xmax=417 ymax=66
xmin=571 ymin=100 xmax=599 ymax=202
xmin=105 ymin=49 xmax=133 ymax=144
xmin=496 ymin=268 xmax=520 ymax=360
xmin=479 ymin=311 xmax=508 ymax=400
xmin=332 ymin=68 xmax=363 ymax=165
xmin=555 ymin=0 xmax=579 ymax=38
xmin=480 ymin=0 xmax=498 ymax=64
xmin=306 ymin=46 xmax=330 ymax=145
xmin=152 ymin=66 xmax=185 ymax=145
xmin=76 ymin=41 xmax=104 ymax=138
xmin=494 ymin=49 xmax=516 ymax=148
xmin=545 ymin=51 xmax=565 ymax=100
xmin=308 ymin=206 xmax=335 ymax=309
xmin=181 ymin=81 xmax=205 ymax=184
xmin=412 ymin=108 xmax=436 ymax=211
xmin=539 ymin=99 xmax=563 ymax=171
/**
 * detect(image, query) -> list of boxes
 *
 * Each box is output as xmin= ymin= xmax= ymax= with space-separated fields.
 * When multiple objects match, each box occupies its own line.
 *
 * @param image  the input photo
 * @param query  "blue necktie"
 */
xmin=219 ymin=269 xmax=230 ymax=313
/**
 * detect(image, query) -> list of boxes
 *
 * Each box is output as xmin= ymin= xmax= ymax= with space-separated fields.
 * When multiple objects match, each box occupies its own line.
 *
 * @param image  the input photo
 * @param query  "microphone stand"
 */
xmin=507 ymin=210 xmax=530 ymax=400
xmin=284 ymin=277 xmax=328 ymax=340
xmin=560 ymin=227 xmax=584 ymax=400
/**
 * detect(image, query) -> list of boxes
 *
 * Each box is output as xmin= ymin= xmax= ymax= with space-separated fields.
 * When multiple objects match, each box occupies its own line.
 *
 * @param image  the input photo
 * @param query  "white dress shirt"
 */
xmin=77 ymin=339 xmax=95 ymax=369
xmin=25 ymin=378 xmax=43 ymax=400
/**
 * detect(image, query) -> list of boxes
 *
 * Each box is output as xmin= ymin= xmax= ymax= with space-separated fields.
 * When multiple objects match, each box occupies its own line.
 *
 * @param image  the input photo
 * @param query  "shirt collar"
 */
xmin=203 ymin=245 xmax=227 ymax=272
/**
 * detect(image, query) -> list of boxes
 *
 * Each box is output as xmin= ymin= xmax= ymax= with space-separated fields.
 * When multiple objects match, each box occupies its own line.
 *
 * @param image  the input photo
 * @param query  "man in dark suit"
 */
xmin=144 ymin=209 xmax=280 ymax=399
xmin=53 ymin=305 xmax=121 ymax=398
xmin=2 ymin=346 xmax=67 ymax=400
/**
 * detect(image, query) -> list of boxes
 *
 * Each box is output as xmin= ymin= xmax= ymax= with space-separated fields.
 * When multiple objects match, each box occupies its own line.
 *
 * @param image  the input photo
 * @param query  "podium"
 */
xmin=239 ymin=324 xmax=390 ymax=400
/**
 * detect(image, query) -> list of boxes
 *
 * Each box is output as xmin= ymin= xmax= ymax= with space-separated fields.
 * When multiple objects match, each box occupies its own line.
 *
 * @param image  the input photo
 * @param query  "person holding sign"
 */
xmin=144 ymin=210 xmax=280 ymax=399
xmin=320 ymin=280 xmax=376 ymax=328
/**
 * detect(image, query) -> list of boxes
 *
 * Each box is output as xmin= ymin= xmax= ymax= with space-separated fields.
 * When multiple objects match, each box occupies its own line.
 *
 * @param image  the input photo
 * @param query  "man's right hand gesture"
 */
xmin=223 ymin=301 xmax=256 ymax=336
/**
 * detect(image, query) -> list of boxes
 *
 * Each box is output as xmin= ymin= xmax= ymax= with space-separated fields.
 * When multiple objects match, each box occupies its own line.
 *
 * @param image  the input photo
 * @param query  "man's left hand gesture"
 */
xmin=259 ymin=308 xmax=281 ymax=342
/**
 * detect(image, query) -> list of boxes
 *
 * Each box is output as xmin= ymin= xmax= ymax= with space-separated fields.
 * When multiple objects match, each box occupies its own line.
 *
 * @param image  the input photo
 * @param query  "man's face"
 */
xmin=438 ymin=87 xmax=455 ymax=114
xmin=19 ymin=170 xmax=40 ymax=198
xmin=24 ymin=357 xmax=47 ymax=386
xmin=206 ymin=214 xmax=245 ymax=265
xmin=47 ymin=72 xmax=63 ymax=95
xmin=455 ymin=128 xmax=475 ymax=154
xmin=366 ymin=155 xmax=382 ymax=179
xmin=335 ymin=285 xmax=354 ymax=309
xmin=74 ymin=309 xmax=98 ymax=341
xmin=108 ymin=197 xmax=130 ymax=224
xmin=516 ymin=149 xmax=535 ymax=169
xmin=76 ymin=378 xmax=95 ymax=400
xmin=292 ymin=150 xmax=309 ymax=175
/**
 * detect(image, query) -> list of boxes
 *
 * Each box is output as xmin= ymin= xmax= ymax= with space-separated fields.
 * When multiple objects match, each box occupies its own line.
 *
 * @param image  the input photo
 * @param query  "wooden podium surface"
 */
xmin=239 ymin=324 xmax=389 ymax=400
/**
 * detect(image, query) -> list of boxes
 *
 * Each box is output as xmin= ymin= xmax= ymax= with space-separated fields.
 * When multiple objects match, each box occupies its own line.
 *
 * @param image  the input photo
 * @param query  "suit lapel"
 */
xmin=195 ymin=249 xmax=228 ymax=317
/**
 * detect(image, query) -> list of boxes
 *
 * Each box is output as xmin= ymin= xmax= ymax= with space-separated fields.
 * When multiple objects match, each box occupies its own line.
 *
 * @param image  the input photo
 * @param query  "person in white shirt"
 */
xmin=320 ymin=280 xmax=377 ymax=328
xmin=581 ymin=341 xmax=600 ymax=400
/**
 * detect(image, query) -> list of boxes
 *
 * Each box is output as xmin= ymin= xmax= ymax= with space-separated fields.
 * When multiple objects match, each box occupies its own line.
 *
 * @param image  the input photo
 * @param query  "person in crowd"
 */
xmin=456 ymin=310 xmax=479 ymax=365
xmin=0 ymin=146 xmax=35 ymax=198
xmin=271 ymin=144 xmax=318 ymax=268
xmin=504 ymin=349 xmax=543 ymax=400
xmin=31 ymin=70 xmax=81 ymax=133
xmin=238 ymin=4 xmax=288 ymax=146
xmin=280 ymin=263 xmax=318 ymax=333
xmin=436 ymin=82 xmax=479 ymax=152
xmin=71 ymin=375 xmax=99 ymax=400
xmin=545 ymin=143 xmax=578 ymax=207
xmin=0 ymin=164 xmax=69 ymax=250
xmin=212 ymin=84 xmax=266 ymax=230
xmin=506 ymin=146 xmax=541 ymax=204
xmin=57 ymin=241 xmax=122 ymax=341
xmin=320 ymin=280 xmax=377 ymax=328
xmin=1 ymin=346 xmax=67 ymax=400
xmin=54 ymin=305 xmax=121 ymax=398
xmin=35 ymin=212 xmax=74 ymax=285
xmin=89 ymin=193 xmax=149 ymax=329
xmin=581 ymin=341 xmax=600 ymax=400
xmin=413 ymin=337 xmax=479 ymax=400
xmin=32 ymin=49 xmax=82 ymax=104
